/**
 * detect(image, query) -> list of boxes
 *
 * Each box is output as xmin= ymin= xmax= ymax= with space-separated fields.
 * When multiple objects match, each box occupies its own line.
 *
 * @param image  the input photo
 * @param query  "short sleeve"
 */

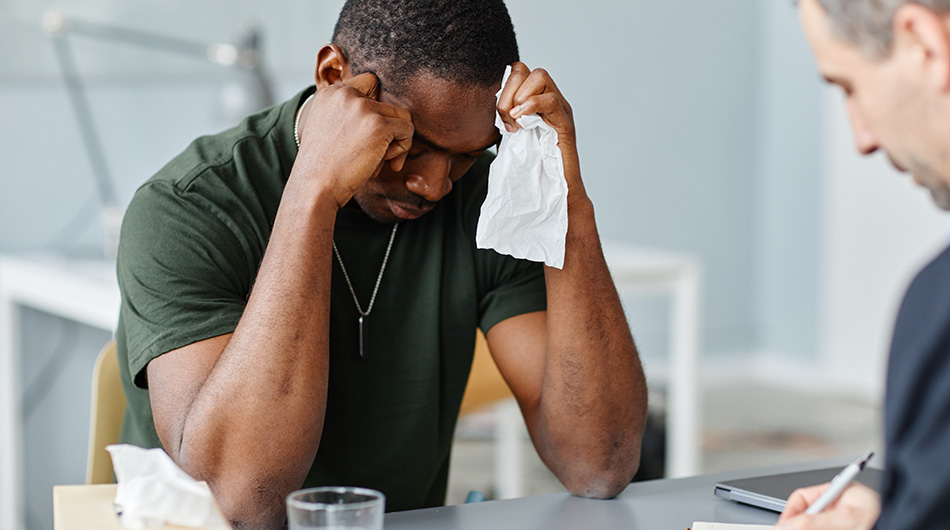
xmin=475 ymin=248 xmax=546 ymax=333
xmin=117 ymin=179 xmax=254 ymax=387
xmin=460 ymin=153 xmax=547 ymax=332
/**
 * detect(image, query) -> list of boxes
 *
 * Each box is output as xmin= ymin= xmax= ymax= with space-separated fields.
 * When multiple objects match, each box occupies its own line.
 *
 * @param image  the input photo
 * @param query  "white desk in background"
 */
xmin=601 ymin=243 xmax=703 ymax=479
xmin=0 ymin=255 xmax=120 ymax=530
xmin=491 ymin=243 xmax=702 ymax=499
xmin=0 ymin=243 xmax=701 ymax=530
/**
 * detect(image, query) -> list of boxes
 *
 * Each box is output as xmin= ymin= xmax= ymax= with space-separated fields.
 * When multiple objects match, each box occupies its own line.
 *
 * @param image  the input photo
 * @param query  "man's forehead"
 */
xmin=800 ymin=0 xmax=865 ymax=81
xmin=379 ymin=74 xmax=501 ymax=153
xmin=800 ymin=0 xmax=837 ymax=56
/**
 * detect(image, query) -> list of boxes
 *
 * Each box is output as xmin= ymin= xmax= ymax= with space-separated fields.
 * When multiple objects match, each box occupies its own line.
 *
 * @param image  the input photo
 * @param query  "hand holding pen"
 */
xmin=777 ymin=451 xmax=880 ymax=530
xmin=805 ymin=451 xmax=874 ymax=514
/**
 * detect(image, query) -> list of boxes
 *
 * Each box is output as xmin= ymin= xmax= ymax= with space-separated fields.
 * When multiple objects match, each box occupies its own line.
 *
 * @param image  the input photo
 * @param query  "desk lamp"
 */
xmin=42 ymin=11 xmax=274 ymax=257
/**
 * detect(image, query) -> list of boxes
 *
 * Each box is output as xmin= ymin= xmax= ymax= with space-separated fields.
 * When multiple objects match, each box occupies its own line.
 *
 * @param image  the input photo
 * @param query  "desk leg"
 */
xmin=0 ymin=278 xmax=25 ymax=530
xmin=493 ymin=399 xmax=524 ymax=500
xmin=666 ymin=266 xmax=701 ymax=478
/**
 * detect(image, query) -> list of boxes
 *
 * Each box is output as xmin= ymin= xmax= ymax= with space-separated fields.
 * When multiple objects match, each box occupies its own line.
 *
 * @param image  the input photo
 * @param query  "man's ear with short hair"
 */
xmin=314 ymin=44 xmax=350 ymax=89
xmin=893 ymin=4 xmax=950 ymax=91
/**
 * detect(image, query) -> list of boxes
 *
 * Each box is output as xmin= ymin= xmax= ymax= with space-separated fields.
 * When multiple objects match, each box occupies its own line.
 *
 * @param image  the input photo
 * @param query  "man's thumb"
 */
xmin=345 ymin=71 xmax=380 ymax=99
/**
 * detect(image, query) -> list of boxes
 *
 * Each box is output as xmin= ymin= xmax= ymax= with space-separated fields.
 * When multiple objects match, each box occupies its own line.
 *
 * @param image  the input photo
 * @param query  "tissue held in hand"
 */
xmin=108 ymin=444 xmax=230 ymax=529
xmin=475 ymin=67 xmax=569 ymax=269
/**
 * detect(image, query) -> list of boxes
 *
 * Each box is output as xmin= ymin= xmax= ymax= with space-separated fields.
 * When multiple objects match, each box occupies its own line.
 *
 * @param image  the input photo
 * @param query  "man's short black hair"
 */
xmin=332 ymin=0 xmax=519 ymax=93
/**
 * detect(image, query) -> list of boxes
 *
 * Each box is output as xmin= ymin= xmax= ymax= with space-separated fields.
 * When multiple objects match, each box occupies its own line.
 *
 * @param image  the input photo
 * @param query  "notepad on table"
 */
xmin=691 ymin=523 xmax=774 ymax=530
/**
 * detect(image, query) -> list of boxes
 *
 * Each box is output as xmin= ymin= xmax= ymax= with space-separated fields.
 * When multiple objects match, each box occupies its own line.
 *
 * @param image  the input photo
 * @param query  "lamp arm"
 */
xmin=41 ymin=11 xmax=276 ymax=256
xmin=45 ymin=13 xmax=252 ymax=67
xmin=49 ymin=35 xmax=118 ymax=209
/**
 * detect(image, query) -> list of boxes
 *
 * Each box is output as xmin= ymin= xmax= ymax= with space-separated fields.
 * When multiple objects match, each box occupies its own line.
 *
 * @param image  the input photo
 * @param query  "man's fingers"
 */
xmin=779 ymin=484 xmax=831 ymax=522
xmin=778 ymin=509 xmax=873 ymax=530
xmin=497 ymin=61 xmax=531 ymax=131
xmin=388 ymin=149 xmax=409 ymax=173
xmin=512 ymin=68 xmax=558 ymax=109
xmin=511 ymin=93 xmax=561 ymax=121
xmin=340 ymin=74 xmax=413 ymax=170
xmin=377 ymin=113 xmax=414 ymax=174
xmin=382 ymin=120 xmax=414 ymax=161
xmin=497 ymin=63 xmax=574 ymax=139
xmin=343 ymin=71 xmax=380 ymax=99
xmin=370 ymin=97 xmax=413 ymax=122
xmin=775 ymin=514 xmax=825 ymax=530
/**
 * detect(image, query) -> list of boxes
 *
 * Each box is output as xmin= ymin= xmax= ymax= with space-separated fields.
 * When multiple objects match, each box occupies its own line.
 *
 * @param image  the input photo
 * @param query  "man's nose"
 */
xmin=403 ymin=156 xmax=453 ymax=202
xmin=847 ymin=100 xmax=878 ymax=155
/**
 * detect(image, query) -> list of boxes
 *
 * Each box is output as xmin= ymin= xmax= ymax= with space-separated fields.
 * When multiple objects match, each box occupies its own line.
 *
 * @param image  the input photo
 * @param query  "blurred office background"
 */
xmin=1 ymin=1 xmax=948 ymax=529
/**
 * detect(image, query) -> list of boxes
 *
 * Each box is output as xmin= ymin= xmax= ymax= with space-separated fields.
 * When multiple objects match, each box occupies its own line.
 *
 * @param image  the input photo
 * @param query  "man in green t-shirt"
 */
xmin=116 ymin=1 xmax=648 ymax=528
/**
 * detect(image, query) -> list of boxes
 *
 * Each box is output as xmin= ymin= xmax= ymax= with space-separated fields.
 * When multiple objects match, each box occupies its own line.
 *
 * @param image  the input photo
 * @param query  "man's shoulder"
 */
xmin=142 ymin=91 xmax=304 ymax=197
xmin=891 ymin=245 xmax=950 ymax=359
xmin=165 ymin=113 xmax=284 ymax=186
xmin=903 ymin=245 xmax=950 ymax=308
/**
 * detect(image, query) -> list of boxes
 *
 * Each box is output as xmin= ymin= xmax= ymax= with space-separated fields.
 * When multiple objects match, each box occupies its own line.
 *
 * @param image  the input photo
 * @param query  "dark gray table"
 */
xmin=386 ymin=456 xmax=863 ymax=529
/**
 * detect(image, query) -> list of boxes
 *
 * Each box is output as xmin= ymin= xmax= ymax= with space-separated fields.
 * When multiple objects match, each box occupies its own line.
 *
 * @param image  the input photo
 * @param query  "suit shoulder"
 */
xmin=906 ymin=245 xmax=950 ymax=303
xmin=892 ymin=246 xmax=950 ymax=351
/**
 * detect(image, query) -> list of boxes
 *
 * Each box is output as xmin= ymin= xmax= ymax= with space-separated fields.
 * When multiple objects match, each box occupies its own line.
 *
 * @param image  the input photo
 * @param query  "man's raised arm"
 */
xmin=489 ymin=62 xmax=648 ymax=498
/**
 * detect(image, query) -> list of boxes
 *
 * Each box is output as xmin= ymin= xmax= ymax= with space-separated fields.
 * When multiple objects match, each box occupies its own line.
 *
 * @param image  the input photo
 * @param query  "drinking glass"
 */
xmin=286 ymin=487 xmax=385 ymax=530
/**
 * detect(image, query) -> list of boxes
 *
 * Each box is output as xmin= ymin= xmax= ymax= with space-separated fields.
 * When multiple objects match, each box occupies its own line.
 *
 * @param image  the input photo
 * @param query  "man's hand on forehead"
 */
xmin=291 ymin=71 xmax=414 ymax=208
xmin=350 ymin=70 xmax=380 ymax=100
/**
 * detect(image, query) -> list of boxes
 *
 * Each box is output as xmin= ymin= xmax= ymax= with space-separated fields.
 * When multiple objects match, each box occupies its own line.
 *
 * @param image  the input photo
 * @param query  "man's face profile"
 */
xmin=349 ymin=72 xmax=501 ymax=224
xmin=799 ymin=0 xmax=950 ymax=209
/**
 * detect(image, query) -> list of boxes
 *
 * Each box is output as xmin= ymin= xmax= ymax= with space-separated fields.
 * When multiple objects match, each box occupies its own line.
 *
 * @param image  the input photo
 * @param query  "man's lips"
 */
xmin=388 ymin=199 xmax=432 ymax=220
xmin=887 ymin=155 xmax=906 ymax=173
xmin=885 ymin=156 xmax=921 ymax=185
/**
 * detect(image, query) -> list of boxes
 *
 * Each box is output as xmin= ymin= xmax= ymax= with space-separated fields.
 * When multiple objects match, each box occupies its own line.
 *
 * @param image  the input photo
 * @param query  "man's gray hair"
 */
xmin=817 ymin=0 xmax=950 ymax=57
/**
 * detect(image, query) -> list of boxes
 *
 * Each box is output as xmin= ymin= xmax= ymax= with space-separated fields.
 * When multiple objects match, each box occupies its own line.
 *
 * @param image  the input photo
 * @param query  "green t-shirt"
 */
xmin=115 ymin=88 xmax=546 ymax=511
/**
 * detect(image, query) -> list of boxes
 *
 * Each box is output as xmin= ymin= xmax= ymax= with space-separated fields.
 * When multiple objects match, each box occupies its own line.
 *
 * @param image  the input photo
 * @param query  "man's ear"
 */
xmin=893 ymin=4 xmax=950 ymax=91
xmin=314 ymin=44 xmax=350 ymax=89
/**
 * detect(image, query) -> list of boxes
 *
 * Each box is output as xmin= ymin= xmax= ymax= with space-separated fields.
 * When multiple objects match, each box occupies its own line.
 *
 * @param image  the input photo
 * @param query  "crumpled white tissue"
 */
xmin=108 ymin=444 xmax=229 ymax=529
xmin=475 ymin=65 xmax=569 ymax=269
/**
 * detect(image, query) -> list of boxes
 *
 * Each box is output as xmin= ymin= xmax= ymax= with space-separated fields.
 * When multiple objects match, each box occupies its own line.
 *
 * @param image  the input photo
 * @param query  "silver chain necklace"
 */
xmin=295 ymin=93 xmax=399 ymax=360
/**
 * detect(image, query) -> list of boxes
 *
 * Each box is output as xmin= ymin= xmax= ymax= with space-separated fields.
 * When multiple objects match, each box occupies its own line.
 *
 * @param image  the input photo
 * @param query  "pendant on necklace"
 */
xmin=332 ymin=223 xmax=398 ymax=362
xmin=358 ymin=315 xmax=367 ymax=360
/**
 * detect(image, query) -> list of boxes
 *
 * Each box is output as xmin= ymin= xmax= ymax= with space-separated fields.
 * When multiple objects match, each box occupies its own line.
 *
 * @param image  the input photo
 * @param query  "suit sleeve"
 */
xmin=877 ymin=248 xmax=950 ymax=529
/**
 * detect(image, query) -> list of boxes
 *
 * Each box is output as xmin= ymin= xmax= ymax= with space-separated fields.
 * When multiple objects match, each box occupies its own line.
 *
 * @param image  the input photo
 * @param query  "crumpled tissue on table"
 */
xmin=108 ymin=444 xmax=230 ymax=529
xmin=475 ymin=65 xmax=568 ymax=269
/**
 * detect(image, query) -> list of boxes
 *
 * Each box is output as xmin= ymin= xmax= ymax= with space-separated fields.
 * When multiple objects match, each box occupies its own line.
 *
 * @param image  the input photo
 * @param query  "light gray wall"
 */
xmin=1 ymin=1 xmax=800 ymax=528
xmin=3 ymin=4 xmax=339 ymax=529
xmin=753 ymin=1 xmax=824 ymax=362
xmin=508 ymin=1 xmax=761 ymax=356
xmin=2 ymin=0 xmax=762 ymax=353
xmin=0 ymin=0 xmax=332 ymax=80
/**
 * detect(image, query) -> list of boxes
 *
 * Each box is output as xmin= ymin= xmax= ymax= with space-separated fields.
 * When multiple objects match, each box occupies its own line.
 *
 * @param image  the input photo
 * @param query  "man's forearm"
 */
xmin=175 ymin=186 xmax=339 ymax=528
xmin=536 ymin=198 xmax=648 ymax=498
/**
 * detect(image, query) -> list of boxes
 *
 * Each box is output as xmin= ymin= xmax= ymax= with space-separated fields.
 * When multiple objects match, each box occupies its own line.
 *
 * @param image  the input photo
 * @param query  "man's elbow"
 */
xmin=562 ymin=469 xmax=635 ymax=500
xmin=560 ymin=448 xmax=642 ymax=500
xmin=212 ymin=481 xmax=287 ymax=530
xmin=174 ymin=456 xmax=287 ymax=530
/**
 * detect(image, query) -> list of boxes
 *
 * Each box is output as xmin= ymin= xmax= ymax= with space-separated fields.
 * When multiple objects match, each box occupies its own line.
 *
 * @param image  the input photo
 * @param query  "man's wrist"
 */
xmin=278 ymin=175 xmax=344 ymax=226
xmin=566 ymin=195 xmax=597 ymax=240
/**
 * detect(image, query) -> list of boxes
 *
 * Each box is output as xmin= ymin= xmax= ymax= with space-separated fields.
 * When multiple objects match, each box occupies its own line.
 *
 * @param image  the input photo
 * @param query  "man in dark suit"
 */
xmin=780 ymin=0 xmax=950 ymax=528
